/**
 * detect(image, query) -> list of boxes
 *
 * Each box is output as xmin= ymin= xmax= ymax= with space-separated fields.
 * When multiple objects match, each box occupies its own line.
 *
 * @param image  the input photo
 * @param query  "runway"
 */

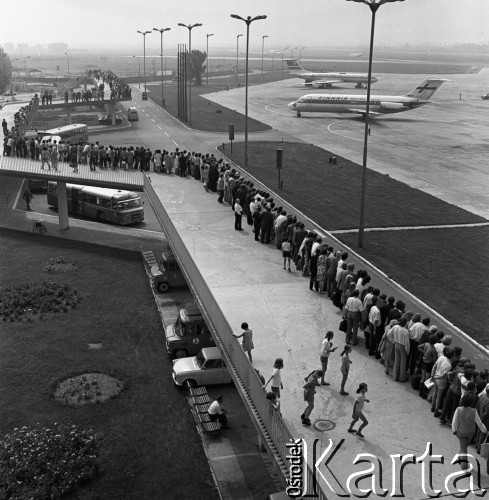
xmin=203 ymin=69 xmax=489 ymax=219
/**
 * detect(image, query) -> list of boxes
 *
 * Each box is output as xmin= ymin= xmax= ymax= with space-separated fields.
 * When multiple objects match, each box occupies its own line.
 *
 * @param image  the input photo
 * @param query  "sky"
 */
xmin=1 ymin=0 xmax=488 ymax=53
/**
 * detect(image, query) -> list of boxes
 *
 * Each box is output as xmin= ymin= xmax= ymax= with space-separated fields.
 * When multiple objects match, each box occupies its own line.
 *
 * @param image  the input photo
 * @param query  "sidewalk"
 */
xmin=148 ymin=172 xmax=489 ymax=499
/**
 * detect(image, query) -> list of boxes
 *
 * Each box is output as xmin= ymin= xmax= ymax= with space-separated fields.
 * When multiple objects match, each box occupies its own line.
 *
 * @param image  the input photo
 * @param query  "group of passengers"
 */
xmin=184 ymin=157 xmax=489 ymax=458
xmin=89 ymin=69 xmax=132 ymax=100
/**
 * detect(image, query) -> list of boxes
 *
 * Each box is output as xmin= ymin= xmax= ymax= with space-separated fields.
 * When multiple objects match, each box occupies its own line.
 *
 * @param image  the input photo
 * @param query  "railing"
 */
xmin=143 ymin=176 xmax=329 ymax=494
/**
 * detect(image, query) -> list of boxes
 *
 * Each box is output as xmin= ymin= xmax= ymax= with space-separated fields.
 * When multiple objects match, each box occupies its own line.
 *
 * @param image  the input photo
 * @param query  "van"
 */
xmin=127 ymin=106 xmax=139 ymax=121
xmin=165 ymin=307 xmax=215 ymax=359
xmin=150 ymin=251 xmax=186 ymax=293
xmin=141 ymin=92 xmax=148 ymax=101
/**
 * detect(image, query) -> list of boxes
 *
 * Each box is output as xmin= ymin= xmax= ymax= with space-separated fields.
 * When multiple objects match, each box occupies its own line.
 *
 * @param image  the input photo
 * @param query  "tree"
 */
xmin=188 ymin=50 xmax=207 ymax=86
xmin=0 ymin=46 xmax=12 ymax=94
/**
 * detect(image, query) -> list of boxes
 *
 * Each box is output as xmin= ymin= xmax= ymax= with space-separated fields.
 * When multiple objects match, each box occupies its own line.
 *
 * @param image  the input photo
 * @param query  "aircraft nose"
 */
xmin=288 ymin=102 xmax=296 ymax=109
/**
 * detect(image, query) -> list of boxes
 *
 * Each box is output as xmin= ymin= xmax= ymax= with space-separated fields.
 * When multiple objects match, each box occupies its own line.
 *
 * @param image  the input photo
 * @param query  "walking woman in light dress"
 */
xmin=233 ymin=322 xmax=254 ymax=363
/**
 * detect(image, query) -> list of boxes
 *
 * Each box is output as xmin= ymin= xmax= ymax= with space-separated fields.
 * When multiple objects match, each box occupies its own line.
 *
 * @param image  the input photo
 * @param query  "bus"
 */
xmin=41 ymin=123 xmax=88 ymax=145
xmin=47 ymin=182 xmax=144 ymax=225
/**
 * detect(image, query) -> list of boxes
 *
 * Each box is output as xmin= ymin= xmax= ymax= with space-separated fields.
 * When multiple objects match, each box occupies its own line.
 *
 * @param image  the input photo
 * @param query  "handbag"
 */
xmin=481 ymin=435 xmax=489 ymax=460
xmin=339 ymin=319 xmax=347 ymax=333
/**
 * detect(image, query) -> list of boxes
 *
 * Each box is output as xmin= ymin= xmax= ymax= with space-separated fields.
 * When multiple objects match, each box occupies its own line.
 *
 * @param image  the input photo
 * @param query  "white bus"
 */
xmin=41 ymin=123 xmax=88 ymax=145
xmin=47 ymin=182 xmax=144 ymax=225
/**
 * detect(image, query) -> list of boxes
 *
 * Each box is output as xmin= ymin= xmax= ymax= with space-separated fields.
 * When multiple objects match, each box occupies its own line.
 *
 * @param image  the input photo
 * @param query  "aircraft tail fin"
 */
xmin=404 ymin=77 xmax=449 ymax=101
xmin=285 ymin=59 xmax=305 ymax=73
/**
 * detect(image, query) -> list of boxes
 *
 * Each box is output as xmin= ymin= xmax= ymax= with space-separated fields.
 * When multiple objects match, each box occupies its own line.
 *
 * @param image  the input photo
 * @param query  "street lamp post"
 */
xmin=178 ymin=22 xmax=202 ymax=127
xmin=23 ymin=56 xmax=30 ymax=79
xmin=64 ymin=52 xmax=70 ymax=78
xmin=261 ymin=35 xmax=268 ymax=77
xmin=281 ymin=46 xmax=289 ymax=73
xmin=230 ymin=14 xmax=267 ymax=168
xmin=346 ymin=0 xmax=404 ymax=248
xmin=137 ymin=30 xmax=151 ymax=92
xmin=206 ymin=33 xmax=214 ymax=86
xmin=298 ymin=46 xmax=306 ymax=62
xmin=153 ymin=27 xmax=171 ymax=106
xmin=236 ymin=34 xmax=243 ymax=84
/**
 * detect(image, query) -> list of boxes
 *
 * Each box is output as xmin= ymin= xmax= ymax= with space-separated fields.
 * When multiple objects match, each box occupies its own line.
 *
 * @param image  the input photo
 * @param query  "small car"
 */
xmin=98 ymin=114 xmax=122 ymax=125
xmin=141 ymin=92 xmax=148 ymax=101
xmin=172 ymin=347 xmax=232 ymax=387
xmin=3 ymin=90 xmax=16 ymax=96
xmin=482 ymin=93 xmax=489 ymax=101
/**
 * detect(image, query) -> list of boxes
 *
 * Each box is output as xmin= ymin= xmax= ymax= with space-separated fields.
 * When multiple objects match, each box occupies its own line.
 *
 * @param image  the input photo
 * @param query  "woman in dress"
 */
xmin=233 ymin=322 xmax=254 ymax=363
xmin=316 ymin=248 xmax=329 ymax=293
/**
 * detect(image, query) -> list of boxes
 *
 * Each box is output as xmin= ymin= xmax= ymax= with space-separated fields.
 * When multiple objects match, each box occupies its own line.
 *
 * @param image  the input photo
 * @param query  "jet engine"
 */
xmin=379 ymin=102 xmax=407 ymax=112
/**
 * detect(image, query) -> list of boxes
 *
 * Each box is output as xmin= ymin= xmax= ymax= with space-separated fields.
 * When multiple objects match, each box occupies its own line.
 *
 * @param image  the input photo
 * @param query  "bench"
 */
xmin=188 ymin=386 xmax=221 ymax=434
xmin=141 ymin=249 xmax=157 ymax=268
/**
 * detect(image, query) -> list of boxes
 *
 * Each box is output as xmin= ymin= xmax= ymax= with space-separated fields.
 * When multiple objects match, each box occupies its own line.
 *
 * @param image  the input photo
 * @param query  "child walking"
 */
xmin=282 ymin=239 xmax=292 ymax=271
xmin=340 ymin=345 xmax=352 ymax=395
xmin=348 ymin=383 xmax=370 ymax=438
xmin=263 ymin=358 xmax=284 ymax=398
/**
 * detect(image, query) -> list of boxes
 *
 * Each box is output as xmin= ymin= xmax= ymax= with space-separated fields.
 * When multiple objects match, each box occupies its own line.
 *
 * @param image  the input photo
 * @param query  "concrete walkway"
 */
xmin=149 ymin=172 xmax=489 ymax=499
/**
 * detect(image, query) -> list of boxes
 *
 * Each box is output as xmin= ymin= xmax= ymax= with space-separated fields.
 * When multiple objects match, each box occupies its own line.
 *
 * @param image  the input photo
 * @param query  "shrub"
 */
xmin=44 ymin=256 xmax=79 ymax=274
xmin=0 ymin=423 xmax=100 ymax=499
xmin=0 ymin=281 xmax=82 ymax=322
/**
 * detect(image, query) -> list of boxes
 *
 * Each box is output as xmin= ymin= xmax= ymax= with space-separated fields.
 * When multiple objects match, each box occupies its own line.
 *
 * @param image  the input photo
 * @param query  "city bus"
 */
xmin=47 ymin=182 xmax=144 ymax=225
xmin=41 ymin=123 xmax=88 ymax=144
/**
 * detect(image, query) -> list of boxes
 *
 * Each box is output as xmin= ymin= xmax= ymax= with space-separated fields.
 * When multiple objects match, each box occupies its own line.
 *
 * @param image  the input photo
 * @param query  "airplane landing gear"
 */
xmin=355 ymin=83 xmax=364 ymax=89
xmin=296 ymin=112 xmax=301 ymax=117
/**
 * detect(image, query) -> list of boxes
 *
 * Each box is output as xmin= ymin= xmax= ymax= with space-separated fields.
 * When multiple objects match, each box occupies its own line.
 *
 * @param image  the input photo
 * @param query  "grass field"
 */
xmin=216 ymin=142 xmax=488 ymax=345
xmin=0 ymin=229 xmax=218 ymax=500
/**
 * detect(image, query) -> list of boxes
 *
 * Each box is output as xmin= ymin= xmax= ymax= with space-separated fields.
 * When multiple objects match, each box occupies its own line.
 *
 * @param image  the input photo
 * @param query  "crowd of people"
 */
xmin=89 ymin=69 xmax=132 ymax=100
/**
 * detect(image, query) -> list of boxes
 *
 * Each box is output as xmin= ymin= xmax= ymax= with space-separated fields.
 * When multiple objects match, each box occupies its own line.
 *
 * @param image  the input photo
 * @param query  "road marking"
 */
xmin=157 ymin=125 xmax=162 ymax=129
xmin=331 ymin=221 xmax=489 ymax=234
xmin=327 ymin=120 xmax=363 ymax=142
xmin=172 ymin=140 xmax=179 ymax=147
xmin=151 ymin=118 xmax=155 ymax=123
xmin=164 ymin=132 xmax=169 ymax=137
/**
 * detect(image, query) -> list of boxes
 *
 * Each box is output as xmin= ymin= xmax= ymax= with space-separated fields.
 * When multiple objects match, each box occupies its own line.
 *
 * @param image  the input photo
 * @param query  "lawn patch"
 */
xmin=218 ymin=141 xmax=486 ymax=230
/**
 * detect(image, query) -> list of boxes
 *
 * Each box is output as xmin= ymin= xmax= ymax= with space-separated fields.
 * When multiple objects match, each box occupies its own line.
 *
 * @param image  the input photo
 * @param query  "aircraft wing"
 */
xmin=347 ymin=108 xmax=381 ymax=116
xmin=312 ymin=79 xmax=342 ymax=86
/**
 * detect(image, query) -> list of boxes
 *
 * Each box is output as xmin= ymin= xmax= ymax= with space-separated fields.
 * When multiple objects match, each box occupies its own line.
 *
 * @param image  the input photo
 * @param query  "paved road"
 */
xmin=204 ymin=70 xmax=489 ymax=219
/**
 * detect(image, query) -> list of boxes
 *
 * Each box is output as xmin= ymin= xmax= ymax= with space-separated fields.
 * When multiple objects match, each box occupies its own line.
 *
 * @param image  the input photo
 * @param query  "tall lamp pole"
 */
xmin=345 ymin=0 xmax=404 ymax=248
xmin=261 ymin=35 xmax=268 ymax=77
xmin=231 ymin=14 xmax=267 ymax=168
xmin=281 ymin=46 xmax=289 ymax=73
xmin=178 ymin=23 xmax=202 ymax=126
xmin=298 ymin=46 xmax=306 ymax=62
xmin=236 ymin=34 xmax=243 ymax=84
xmin=206 ymin=33 xmax=214 ymax=86
xmin=153 ymin=27 xmax=171 ymax=106
xmin=137 ymin=30 xmax=151 ymax=92
xmin=64 ymin=52 xmax=70 ymax=77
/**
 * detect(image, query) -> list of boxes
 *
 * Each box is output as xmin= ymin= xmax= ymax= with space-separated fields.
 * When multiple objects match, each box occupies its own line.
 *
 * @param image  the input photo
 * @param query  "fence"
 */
xmin=143 ymin=175 xmax=329 ymax=498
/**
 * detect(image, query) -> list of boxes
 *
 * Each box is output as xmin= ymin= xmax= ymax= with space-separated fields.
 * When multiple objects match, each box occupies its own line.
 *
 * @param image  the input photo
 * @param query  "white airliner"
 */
xmin=288 ymin=77 xmax=449 ymax=118
xmin=285 ymin=59 xmax=377 ymax=89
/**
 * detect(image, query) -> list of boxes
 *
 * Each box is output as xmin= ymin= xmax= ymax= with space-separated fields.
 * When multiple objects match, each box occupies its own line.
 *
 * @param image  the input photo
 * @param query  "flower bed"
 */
xmin=55 ymin=373 xmax=124 ymax=407
xmin=0 ymin=423 xmax=99 ymax=499
xmin=44 ymin=256 xmax=79 ymax=274
xmin=0 ymin=281 xmax=82 ymax=322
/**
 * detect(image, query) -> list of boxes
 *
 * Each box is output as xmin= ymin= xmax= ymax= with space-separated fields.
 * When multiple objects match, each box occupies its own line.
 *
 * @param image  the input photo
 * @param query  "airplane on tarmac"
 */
xmin=288 ymin=77 xmax=449 ymax=118
xmin=285 ymin=59 xmax=377 ymax=89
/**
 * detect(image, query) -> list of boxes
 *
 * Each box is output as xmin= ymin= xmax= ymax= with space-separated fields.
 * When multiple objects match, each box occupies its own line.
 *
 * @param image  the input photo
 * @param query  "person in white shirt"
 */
xmin=344 ymin=289 xmax=363 ymax=345
xmin=431 ymin=347 xmax=454 ymax=416
xmin=208 ymin=396 xmax=229 ymax=428
xmin=319 ymin=331 xmax=337 ymax=385
xmin=234 ymin=198 xmax=243 ymax=231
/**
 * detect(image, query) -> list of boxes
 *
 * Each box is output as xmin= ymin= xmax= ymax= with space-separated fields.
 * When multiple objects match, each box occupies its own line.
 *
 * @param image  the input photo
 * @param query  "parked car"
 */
xmin=3 ymin=90 xmax=16 ymax=96
xmin=172 ymin=347 xmax=232 ymax=387
xmin=98 ymin=114 xmax=122 ymax=125
xmin=165 ymin=307 xmax=215 ymax=358
xmin=482 ymin=93 xmax=489 ymax=100
xmin=150 ymin=251 xmax=186 ymax=293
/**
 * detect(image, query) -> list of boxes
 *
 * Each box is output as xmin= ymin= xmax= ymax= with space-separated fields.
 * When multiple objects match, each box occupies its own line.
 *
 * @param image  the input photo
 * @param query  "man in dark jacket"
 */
xmin=260 ymin=205 xmax=274 ymax=244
